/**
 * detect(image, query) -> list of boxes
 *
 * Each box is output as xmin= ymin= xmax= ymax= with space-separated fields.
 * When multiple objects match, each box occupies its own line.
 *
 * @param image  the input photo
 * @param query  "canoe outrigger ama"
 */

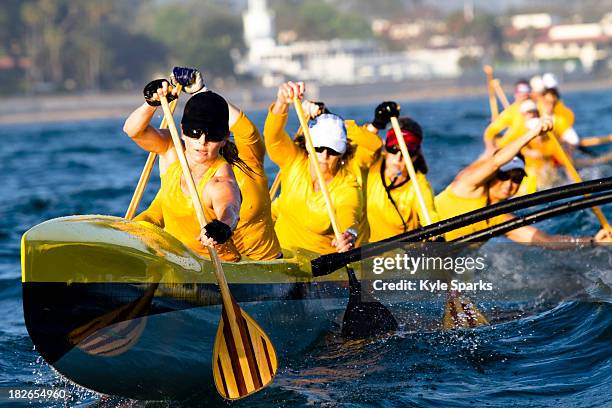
xmin=21 ymin=178 xmax=612 ymax=401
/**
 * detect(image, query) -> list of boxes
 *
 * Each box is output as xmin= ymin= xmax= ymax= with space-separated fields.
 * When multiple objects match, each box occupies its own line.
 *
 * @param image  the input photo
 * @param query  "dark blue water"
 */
xmin=1 ymin=89 xmax=611 ymax=407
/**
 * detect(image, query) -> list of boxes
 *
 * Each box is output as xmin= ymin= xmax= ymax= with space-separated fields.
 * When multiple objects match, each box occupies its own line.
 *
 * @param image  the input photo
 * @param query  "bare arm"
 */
xmin=204 ymin=164 xmax=241 ymax=231
xmin=123 ymin=80 xmax=177 ymax=154
xmin=452 ymin=118 xmax=553 ymax=196
xmin=506 ymin=224 xmax=611 ymax=247
xmin=123 ymin=102 xmax=172 ymax=154
xmin=123 ymin=81 xmax=180 ymax=173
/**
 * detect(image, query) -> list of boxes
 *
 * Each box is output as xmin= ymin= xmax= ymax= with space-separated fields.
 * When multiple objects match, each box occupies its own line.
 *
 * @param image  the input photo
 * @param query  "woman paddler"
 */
xmin=123 ymin=74 xmax=244 ymax=261
xmin=435 ymin=117 xmax=611 ymax=244
xmin=125 ymin=67 xmax=282 ymax=261
xmin=482 ymin=79 xmax=532 ymax=155
xmin=264 ymin=81 xmax=361 ymax=255
xmin=363 ymin=115 xmax=438 ymax=242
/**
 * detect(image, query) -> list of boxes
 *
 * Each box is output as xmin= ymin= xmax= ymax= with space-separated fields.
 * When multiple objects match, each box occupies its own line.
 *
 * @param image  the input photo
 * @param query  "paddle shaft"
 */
xmin=580 ymin=134 xmax=612 ymax=147
xmin=159 ymin=96 xmax=256 ymax=393
xmin=390 ymin=117 xmax=433 ymax=226
xmin=454 ymin=190 xmax=612 ymax=243
xmin=548 ymin=131 xmax=611 ymax=231
xmin=575 ymin=151 xmax=612 ymax=167
xmin=483 ymin=65 xmax=499 ymax=120
xmin=492 ymin=79 xmax=510 ymax=109
xmin=125 ymin=85 xmax=182 ymax=220
xmin=293 ymin=98 xmax=343 ymax=239
xmin=268 ymin=171 xmax=282 ymax=199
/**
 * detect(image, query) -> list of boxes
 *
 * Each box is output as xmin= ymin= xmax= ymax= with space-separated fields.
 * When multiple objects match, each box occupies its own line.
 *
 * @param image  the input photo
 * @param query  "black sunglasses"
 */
xmin=314 ymin=146 xmax=341 ymax=156
xmin=385 ymin=145 xmax=418 ymax=156
xmin=184 ymin=127 xmax=226 ymax=142
xmin=496 ymin=170 xmax=525 ymax=184
xmin=385 ymin=145 xmax=400 ymax=155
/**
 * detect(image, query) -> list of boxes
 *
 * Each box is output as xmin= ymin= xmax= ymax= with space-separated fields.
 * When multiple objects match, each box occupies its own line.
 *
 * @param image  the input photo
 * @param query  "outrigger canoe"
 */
xmin=22 ymin=215 xmax=403 ymax=401
xmin=21 ymin=179 xmax=612 ymax=401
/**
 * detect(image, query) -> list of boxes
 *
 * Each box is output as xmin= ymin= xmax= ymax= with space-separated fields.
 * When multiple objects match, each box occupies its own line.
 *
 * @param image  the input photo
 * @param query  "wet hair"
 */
xmin=410 ymin=149 xmax=428 ymax=174
xmin=294 ymin=134 xmax=356 ymax=172
xmin=220 ymin=138 xmax=259 ymax=179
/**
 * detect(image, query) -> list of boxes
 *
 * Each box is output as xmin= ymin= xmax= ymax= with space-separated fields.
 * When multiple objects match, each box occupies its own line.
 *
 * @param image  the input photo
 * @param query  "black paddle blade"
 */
xmin=341 ymin=267 xmax=398 ymax=339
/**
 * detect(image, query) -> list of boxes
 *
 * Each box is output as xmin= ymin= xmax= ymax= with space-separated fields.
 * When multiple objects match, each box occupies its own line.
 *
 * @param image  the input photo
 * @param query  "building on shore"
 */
xmin=234 ymin=0 xmax=478 ymax=87
xmin=506 ymin=13 xmax=612 ymax=73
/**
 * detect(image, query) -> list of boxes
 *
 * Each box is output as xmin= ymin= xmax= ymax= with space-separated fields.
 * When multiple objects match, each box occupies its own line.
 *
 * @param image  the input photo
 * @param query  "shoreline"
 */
xmin=2 ymin=78 xmax=612 ymax=126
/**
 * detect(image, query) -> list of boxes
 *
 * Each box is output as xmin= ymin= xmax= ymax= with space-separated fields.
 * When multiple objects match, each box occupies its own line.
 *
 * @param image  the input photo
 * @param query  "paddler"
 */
xmin=482 ymin=79 xmax=532 ymax=155
xmin=362 ymin=113 xmax=438 ymax=242
xmin=171 ymin=67 xmax=282 ymax=260
xmin=540 ymin=86 xmax=580 ymax=150
xmin=125 ymin=67 xmax=282 ymax=260
xmin=264 ymin=81 xmax=361 ymax=255
xmin=123 ymin=76 xmax=244 ymax=261
xmin=512 ymin=99 xmax=562 ymax=193
xmin=540 ymin=73 xmax=576 ymax=131
xmin=273 ymin=99 xmax=387 ymax=245
xmin=436 ymin=117 xmax=611 ymax=244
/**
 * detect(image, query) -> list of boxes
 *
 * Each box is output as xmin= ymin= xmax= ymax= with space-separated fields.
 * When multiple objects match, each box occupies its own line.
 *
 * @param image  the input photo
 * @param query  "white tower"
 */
xmin=243 ymin=0 xmax=276 ymax=51
xmin=464 ymin=0 xmax=474 ymax=23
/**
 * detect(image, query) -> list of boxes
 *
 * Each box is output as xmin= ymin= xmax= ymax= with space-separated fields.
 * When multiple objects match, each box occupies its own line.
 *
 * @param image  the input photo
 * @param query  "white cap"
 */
xmin=542 ymin=73 xmax=559 ymax=89
xmin=499 ymin=155 xmax=526 ymax=173
xmin=530 ymin=76 xmax=545 ymax=94
xmin=308 ymin=113 xmax=347 ymax=154
xmin=519 ymin=99 xmax=538 ymax=113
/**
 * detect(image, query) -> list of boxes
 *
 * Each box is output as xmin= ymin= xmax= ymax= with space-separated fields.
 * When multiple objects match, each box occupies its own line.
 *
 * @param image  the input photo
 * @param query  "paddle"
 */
xmin=483 ymin=65 xmax=499 ymax=120
xmin=492 ymin=79 xmax=510 ymax=110
xmin=293 ymin=97 xmax=397 ymax=339
xmin=454 ymin=189 xmax=612 ymax=243
xmin=576 ymin=151 xmax=612 ymax=168
xmin=389 ymin=117 xmax=432 ymax=225
xmin=310 ymin=177 xmax=612 ymax=276
xmin=580 ymin=134 xmax=612 ymax=147
xmin=547 ymin=129 xmax=612 ymax=231
xmin=389 ymin=117 xmax=488 ymax=329
xmin=125 ymin=84 xmax=183 ymax=220
xmin=159 ymin=95 xmax=277 ymax=400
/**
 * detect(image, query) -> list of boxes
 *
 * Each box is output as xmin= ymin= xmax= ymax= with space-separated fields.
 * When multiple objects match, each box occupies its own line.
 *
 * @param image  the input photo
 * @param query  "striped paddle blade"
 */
xmin=212 ymin=305 xmax=278 ymax=400
xmin=443 ymin=291 xmax=489 ymax=330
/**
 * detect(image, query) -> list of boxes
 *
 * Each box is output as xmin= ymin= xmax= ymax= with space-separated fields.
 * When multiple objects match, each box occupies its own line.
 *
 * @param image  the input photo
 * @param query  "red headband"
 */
xmin=385 ymin=128 xmax=422 ymax=153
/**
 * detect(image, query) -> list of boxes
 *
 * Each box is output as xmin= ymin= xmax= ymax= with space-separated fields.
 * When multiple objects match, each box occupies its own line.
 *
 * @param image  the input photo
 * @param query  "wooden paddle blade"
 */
xmin=213 ymin=306 xmax=278 ymax=400
xmin=443 ymin=292 xmax=489 ymax=330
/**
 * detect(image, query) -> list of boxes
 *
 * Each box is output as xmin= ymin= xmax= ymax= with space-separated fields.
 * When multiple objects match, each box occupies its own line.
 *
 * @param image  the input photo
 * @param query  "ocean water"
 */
xmin=1 ymin=89 xmax=611 ymax=407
